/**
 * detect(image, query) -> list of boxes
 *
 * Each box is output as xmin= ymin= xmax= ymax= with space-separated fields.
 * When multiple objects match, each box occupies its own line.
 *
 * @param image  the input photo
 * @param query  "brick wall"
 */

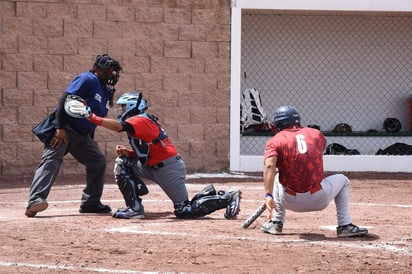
xmin=0 ymin=0 xmax=231 ymax=176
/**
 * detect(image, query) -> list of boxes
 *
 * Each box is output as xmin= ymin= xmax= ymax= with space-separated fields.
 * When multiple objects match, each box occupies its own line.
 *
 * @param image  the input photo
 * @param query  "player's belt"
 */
xmin=285 ymin=184 xmax=322 ymax=196
xmin=152 ymin=155 xmax=181 ymax=169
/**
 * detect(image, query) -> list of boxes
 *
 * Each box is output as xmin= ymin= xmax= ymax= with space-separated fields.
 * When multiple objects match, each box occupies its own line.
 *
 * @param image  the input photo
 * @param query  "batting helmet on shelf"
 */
xmin=333 ymin=123 xmax=352 ymax=133
xmin=383 ymin=118 xmax=401 ymax=133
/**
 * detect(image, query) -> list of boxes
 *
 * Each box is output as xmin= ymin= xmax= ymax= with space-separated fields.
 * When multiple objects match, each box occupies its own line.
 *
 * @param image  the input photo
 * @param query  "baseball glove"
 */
xmin=64 ymin=95 xmax=91 ymax=119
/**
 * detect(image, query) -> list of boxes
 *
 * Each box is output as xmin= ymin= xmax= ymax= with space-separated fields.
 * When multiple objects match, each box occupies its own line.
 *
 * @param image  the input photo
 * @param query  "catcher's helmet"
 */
xmin=273 ymin=106 xmax=301 ymax=131
xmin=93 ymin=54 xmax=122 ymax=86
xmin=116 ymin=92 xmax=148 ymax=121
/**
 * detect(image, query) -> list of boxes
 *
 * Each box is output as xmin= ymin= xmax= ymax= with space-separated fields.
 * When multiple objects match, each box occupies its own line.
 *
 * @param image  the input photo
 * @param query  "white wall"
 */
xmin=230 ymin=1 xmax=412 ymax=172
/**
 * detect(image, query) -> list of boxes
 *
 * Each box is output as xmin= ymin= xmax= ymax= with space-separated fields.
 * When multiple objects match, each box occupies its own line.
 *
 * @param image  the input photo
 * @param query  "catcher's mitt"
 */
xmin=64 ymin=95 xmax=91 ymax=119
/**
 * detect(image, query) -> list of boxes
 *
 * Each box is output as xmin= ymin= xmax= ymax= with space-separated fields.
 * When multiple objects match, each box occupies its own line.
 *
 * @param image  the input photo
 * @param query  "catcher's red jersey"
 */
xmin=264 ymin=127 xmax=326 ymax=193
xmin=125 ymin=115 xmax=177 ymax=167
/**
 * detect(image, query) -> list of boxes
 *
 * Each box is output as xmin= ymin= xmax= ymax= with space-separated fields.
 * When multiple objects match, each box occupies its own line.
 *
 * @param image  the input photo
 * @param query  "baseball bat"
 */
xmin=241 ymin=203 xmax=266 ymax=229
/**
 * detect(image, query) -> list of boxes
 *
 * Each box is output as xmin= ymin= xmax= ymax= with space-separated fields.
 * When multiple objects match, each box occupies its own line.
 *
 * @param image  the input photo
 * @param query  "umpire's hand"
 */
xmin=50 ymin=129 xmax=67 ymax=148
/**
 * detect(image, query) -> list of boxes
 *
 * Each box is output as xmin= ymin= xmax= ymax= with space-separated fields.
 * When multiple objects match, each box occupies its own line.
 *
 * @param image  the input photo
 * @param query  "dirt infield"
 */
xmin=0 ymin=173 xmax=411 ymax=273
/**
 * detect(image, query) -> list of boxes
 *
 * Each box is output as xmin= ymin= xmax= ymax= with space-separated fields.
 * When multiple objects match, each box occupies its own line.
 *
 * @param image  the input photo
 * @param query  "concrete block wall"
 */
xmin=0 ymin=0 xmax=231 ymax=176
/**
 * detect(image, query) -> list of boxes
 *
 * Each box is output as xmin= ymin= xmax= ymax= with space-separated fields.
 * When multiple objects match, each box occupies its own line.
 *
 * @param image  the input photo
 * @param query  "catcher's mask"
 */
xmin=93 ymin=54 xmax=122 ymax=86
xmin=116 ymin=92 xmax=148 ymax=121
xmin=273 ymin=106 xmax=301 ymax=131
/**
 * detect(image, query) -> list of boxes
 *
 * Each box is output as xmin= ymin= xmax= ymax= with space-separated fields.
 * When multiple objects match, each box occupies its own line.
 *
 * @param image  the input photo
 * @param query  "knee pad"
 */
xmin=114 ymin=156 xmax=148 ymax=196
xmin=114 ymin=156 xmax=136 ymax=176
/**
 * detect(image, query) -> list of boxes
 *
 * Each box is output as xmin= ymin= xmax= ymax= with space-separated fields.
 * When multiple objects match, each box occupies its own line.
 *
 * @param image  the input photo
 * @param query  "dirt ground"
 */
xmin=0 ymin=173 xmax=411 ymax=274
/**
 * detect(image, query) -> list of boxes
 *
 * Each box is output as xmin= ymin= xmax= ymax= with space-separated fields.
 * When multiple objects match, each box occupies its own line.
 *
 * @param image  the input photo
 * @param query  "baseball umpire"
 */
xmin=261 ymin=106 xmax=368 ymax=237
xmin=65 ymin=91 xmax=241 ymax=219
xmin=25 ymin=54 xmax=122 ymax=217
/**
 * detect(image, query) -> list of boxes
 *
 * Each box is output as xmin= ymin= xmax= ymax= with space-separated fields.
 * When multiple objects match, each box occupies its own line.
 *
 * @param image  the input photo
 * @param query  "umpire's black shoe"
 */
xmin=25 ymin=199 xmax=48 ymax=217
xmin=79 ymin=203 xmax=112 ymax=214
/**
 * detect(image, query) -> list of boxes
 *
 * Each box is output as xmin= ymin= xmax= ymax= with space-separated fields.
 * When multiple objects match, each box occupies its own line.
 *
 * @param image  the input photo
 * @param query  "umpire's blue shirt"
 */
xmin=66 ymin=72 xmax=109 ymax=136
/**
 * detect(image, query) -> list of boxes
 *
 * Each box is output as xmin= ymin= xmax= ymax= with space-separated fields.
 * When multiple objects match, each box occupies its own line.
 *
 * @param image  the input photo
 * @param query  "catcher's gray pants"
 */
xmin=272 ymin=174 xmax=352 ymax=226
xmin=27 ymin=127 xmax=106 ymax=208
xmin=118 ymin=155 xmax=189 ymax=204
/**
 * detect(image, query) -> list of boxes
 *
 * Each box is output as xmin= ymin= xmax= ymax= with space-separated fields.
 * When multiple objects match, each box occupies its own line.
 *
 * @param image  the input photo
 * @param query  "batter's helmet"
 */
xmin=273 ymin=106 xmax=301 ymax=131
xmin=116 ymin=92 xmax=148 ymax=121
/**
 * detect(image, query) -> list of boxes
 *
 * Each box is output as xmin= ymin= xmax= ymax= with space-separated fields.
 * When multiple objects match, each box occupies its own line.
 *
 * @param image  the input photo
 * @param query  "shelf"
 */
xmin=241 ymin=130 xmax=412 ymax=137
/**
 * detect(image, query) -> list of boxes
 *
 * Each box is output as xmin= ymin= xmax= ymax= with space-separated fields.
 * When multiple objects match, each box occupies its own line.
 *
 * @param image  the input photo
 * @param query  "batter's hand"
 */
xmin=50 ymin=129 xmax=67 ymax=148
xmin=264 ymin=197 xmax=277 ymax=220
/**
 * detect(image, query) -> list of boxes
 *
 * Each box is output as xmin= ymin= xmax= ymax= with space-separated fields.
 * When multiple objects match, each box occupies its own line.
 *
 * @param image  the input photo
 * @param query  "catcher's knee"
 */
xmin=114 ymin=155 xmax=133 ymax=176
xmin=114 ymin=156 xmax=148 ymax=196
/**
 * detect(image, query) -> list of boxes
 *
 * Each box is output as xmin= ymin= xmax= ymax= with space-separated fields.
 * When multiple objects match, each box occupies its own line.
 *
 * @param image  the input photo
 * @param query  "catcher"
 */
xmin=25 ymin=54 xmax=121 ymax=217
xmin=65 ymin=91 xmax=241 ymax=219
xmin=261 ymin=106 xmax=368 ymax=237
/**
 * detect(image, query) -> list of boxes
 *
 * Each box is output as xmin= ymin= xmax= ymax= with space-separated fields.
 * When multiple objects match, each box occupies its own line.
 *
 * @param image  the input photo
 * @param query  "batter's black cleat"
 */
xmin=337 ymin=223 xmax=368 ymax=238
xmin=224 ymin=189 xmax=241 ymax=219
xmin=261 ymin=221 xmax=283 ymax=234
xmin=25 ymin=199 xmax=48 ymax=217
xmin=79 ymin=203 xmax=112 ymax=214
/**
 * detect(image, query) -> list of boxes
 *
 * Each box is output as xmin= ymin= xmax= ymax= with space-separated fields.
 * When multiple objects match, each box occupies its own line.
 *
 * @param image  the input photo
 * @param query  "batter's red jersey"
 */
xmin=125 ymin=115 xmax=177 ymax=167
xmin=264 ymin=127 xmax=326 ymax=193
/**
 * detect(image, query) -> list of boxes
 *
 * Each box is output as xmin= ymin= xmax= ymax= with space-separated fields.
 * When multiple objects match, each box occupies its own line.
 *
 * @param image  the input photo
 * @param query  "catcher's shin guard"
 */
xmin=190 ymin=184 xmax=216 ymax=201
xmin=190 ymin=195 xmax=228 ymax=217
xmin=114 ymin=156 xmax=146 ymax=212
xmin=174 ymin=191 xmax=229 ymax=219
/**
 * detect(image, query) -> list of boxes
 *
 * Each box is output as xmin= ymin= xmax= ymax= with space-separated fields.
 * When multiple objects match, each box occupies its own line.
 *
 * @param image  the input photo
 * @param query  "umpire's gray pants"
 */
xmin=27 ymin=127 xmax=106 ymax=208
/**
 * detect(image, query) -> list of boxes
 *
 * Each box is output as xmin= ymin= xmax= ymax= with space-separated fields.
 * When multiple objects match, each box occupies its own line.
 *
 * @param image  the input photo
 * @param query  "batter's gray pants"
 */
xmin=27 ymin=127 xmax=106 ymax=208
xmin=272 ymin=174 xmax=352 ymax=226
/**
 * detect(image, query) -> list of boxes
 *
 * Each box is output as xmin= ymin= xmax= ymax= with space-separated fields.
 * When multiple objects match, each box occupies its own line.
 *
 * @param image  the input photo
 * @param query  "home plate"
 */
xmin=320 ymin=225 xmax=373 ymax=231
